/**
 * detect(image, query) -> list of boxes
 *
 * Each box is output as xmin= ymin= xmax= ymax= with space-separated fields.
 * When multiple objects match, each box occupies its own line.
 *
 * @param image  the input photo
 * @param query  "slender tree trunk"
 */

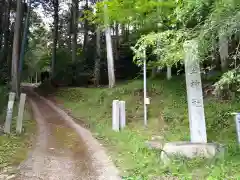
xmin=0 ymin=0 xmax=11 ymax=64
xmin=151 ymin=68 xmax=157 ymax=79
xmin=51 ymin=0 xmax=59 ymax=79
xmin=35 ymin=72 xmax=37 ymax=83
xmin=18 ymin=2 xmax=25 ymax=57
xmin=94 ymin=28 xmax=101 ymax=86
xmin=114 ymin=23 xmax=119 ymax=61
xmin=19 ymin=0 xmax=32 ymax=75
xmin=0 ymin=1 xmax=4 ymax=50
xmin=11 ymin=0 xmax=22 ymax=98
xmin=67 ymin=9 xmax=72 ymax=51
xmin=71 ymin=0 xmax=78 ymax=63
xmin=83 ymin=0 xmax=89 ymax=55
xmin=219 ymin=33 xmax=228 ymax=72
xmin=121 ymin=24 xmax=126 ymax=41
xmin=104 ymin=4 xmax=115 ymax=88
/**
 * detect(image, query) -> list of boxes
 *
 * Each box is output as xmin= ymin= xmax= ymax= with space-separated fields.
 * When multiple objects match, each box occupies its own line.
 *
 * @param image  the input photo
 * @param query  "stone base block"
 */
xmin=161 ymin=141 xmax=224 ymax=165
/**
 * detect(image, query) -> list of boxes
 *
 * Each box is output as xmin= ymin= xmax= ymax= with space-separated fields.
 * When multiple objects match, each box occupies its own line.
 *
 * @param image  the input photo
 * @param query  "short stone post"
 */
xmin=16 ymin=93 xmax=27 ymax=134
xmin=184 ymin=40 xmax=207 ymax=143
xmin=112 ymin=100 xmax=120 ymax=131
xmin=4 ymin=92 xmax=16 ymax=133
xmin=234 ymin=113 xmax=240 ymax=144
xmin=167 ymin=66 xmax=172 ymax=80
xmin=119 ymin=101 xmax=126 ymax=129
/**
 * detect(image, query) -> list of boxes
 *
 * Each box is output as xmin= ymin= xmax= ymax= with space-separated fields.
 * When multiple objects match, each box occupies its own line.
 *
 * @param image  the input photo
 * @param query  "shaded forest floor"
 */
xmin=48 ymin=78 xmax=240 ymax=179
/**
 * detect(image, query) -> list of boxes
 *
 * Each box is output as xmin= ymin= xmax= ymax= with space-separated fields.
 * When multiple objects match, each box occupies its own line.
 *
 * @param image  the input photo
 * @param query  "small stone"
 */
xmin=161 ymin=141 xmax=224 ymax=165
xmin=151 ymin=135 xmax=164 ymax=141
xmin=6 ymin=174 xmax=16 ymax=180
xmin=0 ymin=174 xmax=8 ymax=179
xmin=145 ymin=140 xmax=163 ymax=150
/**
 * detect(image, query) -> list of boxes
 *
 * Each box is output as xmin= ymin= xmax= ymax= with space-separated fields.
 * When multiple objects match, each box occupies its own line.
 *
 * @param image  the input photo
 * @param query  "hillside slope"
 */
xmin=54 ymin=78 xmax=240 ymax=179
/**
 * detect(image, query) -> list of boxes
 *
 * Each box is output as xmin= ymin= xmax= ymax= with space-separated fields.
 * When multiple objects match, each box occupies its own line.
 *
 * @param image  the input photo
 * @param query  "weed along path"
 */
xmin=14 ymin=87 xmax=120 ymax=180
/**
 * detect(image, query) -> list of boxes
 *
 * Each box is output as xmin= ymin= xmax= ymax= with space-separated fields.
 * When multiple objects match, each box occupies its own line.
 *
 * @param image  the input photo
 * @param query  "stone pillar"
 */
xmin=184 ymin=40 xmax=207 ymax=143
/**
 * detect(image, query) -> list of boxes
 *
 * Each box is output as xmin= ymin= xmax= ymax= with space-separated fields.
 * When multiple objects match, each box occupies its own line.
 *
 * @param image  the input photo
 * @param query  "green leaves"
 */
xmin=132 ymin=29 xmax=191 ymax=67
xmin=92 ymin=0 xmax=176 ymax=28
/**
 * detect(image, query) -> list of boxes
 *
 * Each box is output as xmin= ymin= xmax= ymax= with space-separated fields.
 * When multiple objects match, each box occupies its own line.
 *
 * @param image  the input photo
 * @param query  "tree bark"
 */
xmin=19 ymin=0 xmax=32 ymax=75
xmin=71 ymin=0 xmax=78 ymax=63
xmin=83 ymin=0 xmax=89 ymax=55
xmin=51 ymin=0 xmax=59 ymax=79
xmin=0 ymin=0 xmax=4 ymax=50
xmin=104 ymin=4 xmax=115 ymax=88
xmin=219 ymin=33 xmax=228 ymax=72
xmin=151 ymin=68 xmax=157 ymax=79
xmin=0 ymin=0 xmax=11 ymax=64
xmin=167 ymin=66 xmax=172 ymax=80
xmin=114 ymin=23 xmax=119 ymax=61
xmin=11 ymin=0 xmax=22 ymax=98
xmin=67 ymin=7 xmax=72 ymax=52
xmin=94 ymin=28 xmax=101 ymax=86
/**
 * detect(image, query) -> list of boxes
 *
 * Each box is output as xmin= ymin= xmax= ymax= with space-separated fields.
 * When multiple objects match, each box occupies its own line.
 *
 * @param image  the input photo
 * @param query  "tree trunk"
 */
xmin=0 ymin=0 xmax=11 ymax=64
xmin=94 ymin=28 xmax=101 ymax=86
xmin=35 ymin=72 xmax=37 ymax=83
xmin=51 ymin=0 xmax=59 ymax=79
xmin=151 ymin=68 xmax=157 ymax=79
xmin=19 ymin=0 xmax=32 ymax=75
xmin=71 ymin=0 xmax=78 ymax=63
xmin=83 ymin=0 xmax=89 ymax=55
xmin=18 ymin=2 xmax=25 ymax=58
xmin=11 ymin=0 xmax=22 ymax=98
xmin=114 ymin=23 xmax=119 ymax=61
xmin=104 ymin=4 xmax=115 ymax=88
xmin=0 ymin=0 xmax=4 ymax=50
xmin=219 ymin=33 xmax=228 ymax=72
xmin=167 ymin=66 xmax=172 ymax=80
xmin=67 ymin=8 xmax=72 ymax=52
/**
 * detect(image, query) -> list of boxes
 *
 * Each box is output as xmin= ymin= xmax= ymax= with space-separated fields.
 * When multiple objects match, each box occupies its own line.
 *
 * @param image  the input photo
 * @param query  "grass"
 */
xmin=54 ymin=77 xmax=240 ymax=179
xmin=0 ymin=88 xmax=36 ymax=169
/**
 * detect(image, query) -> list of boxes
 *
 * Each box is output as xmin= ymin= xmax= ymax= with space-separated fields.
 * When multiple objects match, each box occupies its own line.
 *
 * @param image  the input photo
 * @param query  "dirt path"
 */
xmin=14 ymin=88 xmax=120 ymax=180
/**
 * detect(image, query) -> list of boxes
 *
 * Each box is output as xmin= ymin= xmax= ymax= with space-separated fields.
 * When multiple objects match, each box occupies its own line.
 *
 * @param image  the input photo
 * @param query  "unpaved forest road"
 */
xmin=14 ymin=87 xmax=120 ymax=180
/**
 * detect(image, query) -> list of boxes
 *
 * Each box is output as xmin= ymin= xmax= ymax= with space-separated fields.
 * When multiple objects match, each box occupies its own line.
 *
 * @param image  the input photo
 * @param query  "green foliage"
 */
xmin=23 ymin=23 xmax=51 ymax=80
xmin=132 ymin=29 xmax=191 ymax=67
xmin=90 ymin=0 xmax=176 ymax=29
xmin=213 ymin=69 xmax=240 ymax=99
xmin=56 ymin=79 xmax=240 ymax=179
xmin=175 ymin=0 xmax=214 ymax=27
xmin=198 ymin=0 xmax=240 ymax=59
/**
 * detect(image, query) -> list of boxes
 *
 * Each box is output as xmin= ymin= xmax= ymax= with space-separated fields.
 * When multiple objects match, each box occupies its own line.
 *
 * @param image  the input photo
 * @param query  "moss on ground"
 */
xmin=55 ymin=78 xmax=240 ymax=179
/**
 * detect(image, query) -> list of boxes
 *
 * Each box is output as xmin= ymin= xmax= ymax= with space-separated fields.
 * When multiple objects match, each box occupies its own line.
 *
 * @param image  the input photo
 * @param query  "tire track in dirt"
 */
xmin=14 ymin=89 xmax=98 ymax=180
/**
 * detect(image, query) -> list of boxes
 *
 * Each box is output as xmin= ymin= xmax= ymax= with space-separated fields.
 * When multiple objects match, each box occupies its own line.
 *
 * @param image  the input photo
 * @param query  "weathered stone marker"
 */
xmin=160 ymin=40 xmax=223 ymax=165
xmin=4 ymin=92 xmax=16 ymax=133
xmin=235 ymin=113 xmax=240 ymax=144
xmin=16 ymin=93 xmax=27 ymax=134
xmin=184 ymin=40 xmax=207 ymax=143
xmin=167 ymin=66 xmax=172 ymax=80
xmin=112 ymin=100 xmax=120 ymax=131
xmin=119 ymin=101 xmax=126 ymax=129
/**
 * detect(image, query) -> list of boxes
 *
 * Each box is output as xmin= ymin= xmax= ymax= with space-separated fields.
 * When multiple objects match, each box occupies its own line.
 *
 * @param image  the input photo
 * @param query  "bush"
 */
xmin=213 ymin=69 xmax=240 ymax=99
